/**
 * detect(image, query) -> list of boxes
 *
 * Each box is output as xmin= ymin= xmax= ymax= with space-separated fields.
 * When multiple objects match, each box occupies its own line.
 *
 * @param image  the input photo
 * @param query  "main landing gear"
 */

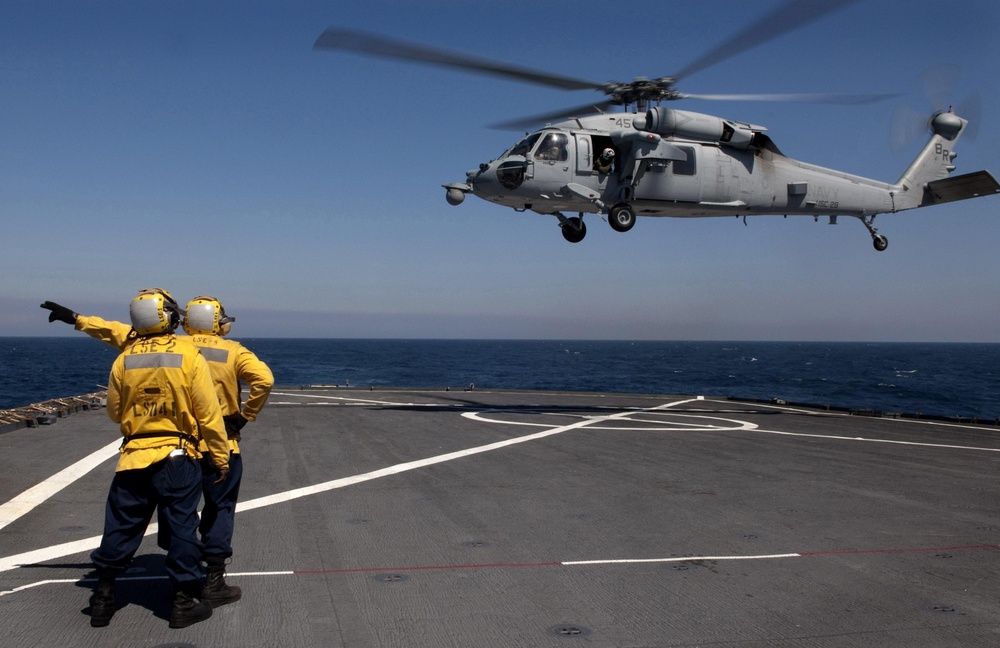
xmin=858 ymin=215 xmax=888 ymax=252
xmin=556 ymin=203 xmax=634 ymax=243
xmin=556 ymin=213 xmax=587 ymax=243
xmin=608 ymin=203 xmax=636 ymax=233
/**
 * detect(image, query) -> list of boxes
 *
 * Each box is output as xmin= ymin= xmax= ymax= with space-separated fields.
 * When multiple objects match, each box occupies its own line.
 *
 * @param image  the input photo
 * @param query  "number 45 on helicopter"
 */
xmin=315 ymin=0 xmax=1000 ymax=250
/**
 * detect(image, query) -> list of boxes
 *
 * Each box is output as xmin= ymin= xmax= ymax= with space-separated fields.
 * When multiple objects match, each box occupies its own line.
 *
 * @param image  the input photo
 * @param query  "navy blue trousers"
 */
xmin=199 ymin=452 xmax=243 ymax=558
xmin=91 ymin=455 xmax=203 ymax=587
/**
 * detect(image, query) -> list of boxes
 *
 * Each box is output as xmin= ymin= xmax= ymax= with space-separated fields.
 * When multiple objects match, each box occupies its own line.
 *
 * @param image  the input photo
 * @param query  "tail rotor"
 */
xmin=890 ymin=64 xmax=980 ymax=153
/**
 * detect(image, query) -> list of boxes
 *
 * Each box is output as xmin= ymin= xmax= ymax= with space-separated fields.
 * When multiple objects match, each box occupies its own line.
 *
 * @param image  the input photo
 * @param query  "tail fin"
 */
xmin=893 ymin=110 xmax=987 ymax=209
xmin=897 ymin=110 xmax=965 ymax=189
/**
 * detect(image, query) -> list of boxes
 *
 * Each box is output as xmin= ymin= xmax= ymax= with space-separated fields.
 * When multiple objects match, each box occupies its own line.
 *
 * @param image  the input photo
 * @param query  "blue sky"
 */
xmin=2 ymin=0 xmax=998 ymax=341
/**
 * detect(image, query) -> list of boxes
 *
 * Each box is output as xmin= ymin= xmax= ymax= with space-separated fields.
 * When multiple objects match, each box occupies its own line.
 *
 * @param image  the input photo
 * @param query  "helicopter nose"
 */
xmin=467 ymin=163 xmax=499 ymax=194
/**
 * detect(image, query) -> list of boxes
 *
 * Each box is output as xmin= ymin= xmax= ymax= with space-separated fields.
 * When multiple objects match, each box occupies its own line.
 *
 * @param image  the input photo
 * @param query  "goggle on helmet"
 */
xmin=129 ymin=288 xmax=183 ymax=336
xmin=183 ymin=295 xmax=235 ymax=336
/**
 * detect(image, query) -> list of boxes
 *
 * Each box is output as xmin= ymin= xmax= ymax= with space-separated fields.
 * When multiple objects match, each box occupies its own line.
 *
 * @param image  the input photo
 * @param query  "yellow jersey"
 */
xmin=107 ymin=334 xmax=229 ymax=472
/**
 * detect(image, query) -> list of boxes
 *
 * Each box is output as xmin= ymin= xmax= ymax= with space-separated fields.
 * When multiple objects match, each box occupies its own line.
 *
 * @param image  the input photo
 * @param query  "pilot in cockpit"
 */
xmin=535 ymin=133 xmax=567 ymax=161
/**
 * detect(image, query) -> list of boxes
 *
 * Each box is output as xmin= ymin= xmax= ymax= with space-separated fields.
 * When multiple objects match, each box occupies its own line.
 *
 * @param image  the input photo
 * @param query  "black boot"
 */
xmin=201 ymin=555 xmax=242 ymax=608
xmin=89 ymin=575 xmax=116 ymax=627
xmin=169 ymin=584 xmax=213 ymax=629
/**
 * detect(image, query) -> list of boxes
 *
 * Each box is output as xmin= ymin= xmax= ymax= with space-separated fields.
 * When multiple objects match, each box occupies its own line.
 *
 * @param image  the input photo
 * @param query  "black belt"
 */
xmin=124 ymin=431 xmax=198 ymax=447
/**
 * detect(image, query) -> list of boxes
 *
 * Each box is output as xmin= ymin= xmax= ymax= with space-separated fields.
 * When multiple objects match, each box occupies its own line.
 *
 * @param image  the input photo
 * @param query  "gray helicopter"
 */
xmin=316 ymin=1 xmax=999 ymax=250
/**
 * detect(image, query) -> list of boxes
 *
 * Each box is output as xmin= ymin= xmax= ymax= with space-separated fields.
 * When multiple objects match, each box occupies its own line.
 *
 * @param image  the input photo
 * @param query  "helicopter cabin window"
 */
xmin=534 ymin=132 xmax=568 ymax=162
xmin=673 ymin=146 xmax=696 ymax=176
xmin=508 ymin=133 xmax=541 ymax=157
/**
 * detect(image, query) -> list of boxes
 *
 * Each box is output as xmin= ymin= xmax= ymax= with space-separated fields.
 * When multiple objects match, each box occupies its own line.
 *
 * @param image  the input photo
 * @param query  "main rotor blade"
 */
xmin=489 ymin=100 xmax=617 ymax=131
xmin=681 ymin=91 xmax=897 ymax=104
xmin=315 ymin=28 xmax=601 ymax=91
xmin=672 ymin=0 xmax=859 ymax=82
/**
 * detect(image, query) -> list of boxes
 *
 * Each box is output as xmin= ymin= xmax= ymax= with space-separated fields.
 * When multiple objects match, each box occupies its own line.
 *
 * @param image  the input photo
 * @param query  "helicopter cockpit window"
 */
xmin=508 ymin=133 xmax=541 ymax=158
xmin=534 ymin=132 xmax=568 ymax=161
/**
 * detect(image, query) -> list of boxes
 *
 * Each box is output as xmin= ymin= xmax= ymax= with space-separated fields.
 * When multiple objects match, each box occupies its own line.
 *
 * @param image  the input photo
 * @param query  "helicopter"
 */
xmin=315 ymin=1 xmax=1000 ymax=250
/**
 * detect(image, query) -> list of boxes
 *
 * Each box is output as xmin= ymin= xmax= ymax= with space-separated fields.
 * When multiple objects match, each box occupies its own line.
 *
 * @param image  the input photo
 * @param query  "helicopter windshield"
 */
xmin=507 ymin=133 xmax=541 ymax=158
xmin=533 ymin=132 xmax=568 ymax=161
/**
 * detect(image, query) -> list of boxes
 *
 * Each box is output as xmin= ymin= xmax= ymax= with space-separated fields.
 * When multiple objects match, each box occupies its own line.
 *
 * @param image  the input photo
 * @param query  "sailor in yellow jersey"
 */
xmin=88 ymin=289 xmax=230 ymax=629
xmin=41 ymin=295 xmax=273 ymax=607
xmin=179 ymin=296 xmax=273 ymax=606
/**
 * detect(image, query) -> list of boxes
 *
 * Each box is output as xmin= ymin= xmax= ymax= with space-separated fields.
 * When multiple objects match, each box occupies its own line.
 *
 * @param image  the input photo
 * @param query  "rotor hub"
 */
xmin=602 ymin=77 xmax=681 ymax=109
xmin=931 ymin=110 xmax=964 ymax=140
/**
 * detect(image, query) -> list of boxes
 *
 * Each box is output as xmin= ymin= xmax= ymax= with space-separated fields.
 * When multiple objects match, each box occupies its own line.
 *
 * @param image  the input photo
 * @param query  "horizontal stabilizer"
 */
xmin=922 ymin=170 xmax=1000 ymax=206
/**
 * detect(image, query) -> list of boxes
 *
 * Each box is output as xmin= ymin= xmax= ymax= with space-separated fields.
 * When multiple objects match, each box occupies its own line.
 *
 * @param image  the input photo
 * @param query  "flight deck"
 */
xmin=1 ymin=388 xmax=998 ymax=647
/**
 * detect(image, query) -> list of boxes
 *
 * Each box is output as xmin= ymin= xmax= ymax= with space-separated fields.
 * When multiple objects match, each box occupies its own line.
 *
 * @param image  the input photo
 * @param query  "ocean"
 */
xmin=1 ymin=338 xmax=997 ymax=421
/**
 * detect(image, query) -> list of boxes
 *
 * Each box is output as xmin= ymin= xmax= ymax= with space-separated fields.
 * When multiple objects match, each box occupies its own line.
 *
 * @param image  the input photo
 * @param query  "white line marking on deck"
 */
xmin=9 ymin=545 xmax=999 ymax=597
xmin=463 ymin=409 xmax=757 ymax=432
xmin=0 ymin=439 xmax=121 ymax=531
xmin=235 ymin=398 xmax=699 ymax=513
xmin=0 ymin=399 xmax=698 ymax=574
xmin=269 ymin=391 xmax=453 ymax=407
xmin=746 ymin=427 xmax=1000 ymax=453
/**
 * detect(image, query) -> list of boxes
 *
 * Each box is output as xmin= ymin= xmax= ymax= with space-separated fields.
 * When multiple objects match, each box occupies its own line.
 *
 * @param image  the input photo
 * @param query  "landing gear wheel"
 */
xmin=608 ymin=203 xmax=635 ymax=233
xmin=858 ymin=216 xmax=887 ymax=252
xmin=561 ymin=217 xmax=586 ymax=243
